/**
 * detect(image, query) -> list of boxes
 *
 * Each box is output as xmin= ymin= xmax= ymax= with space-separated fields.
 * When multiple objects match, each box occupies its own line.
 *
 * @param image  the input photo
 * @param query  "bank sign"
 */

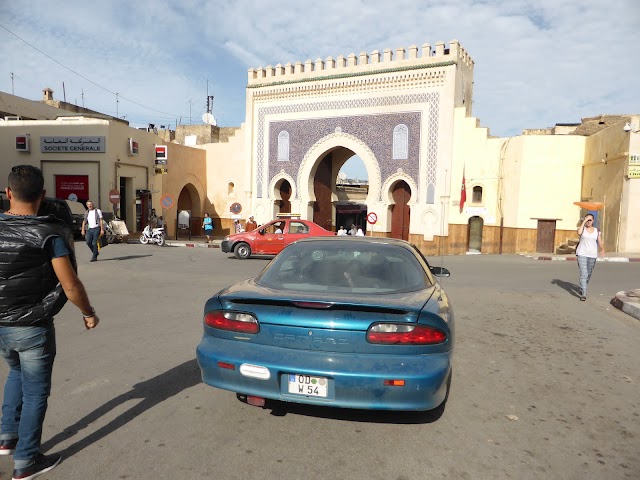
xmin=40 ymin=136 xmax=106 ymax=153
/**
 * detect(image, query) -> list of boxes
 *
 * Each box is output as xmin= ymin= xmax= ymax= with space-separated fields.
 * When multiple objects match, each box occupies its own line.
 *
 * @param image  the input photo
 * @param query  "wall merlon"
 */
xmin=246 ymin=40 xmax=475 ymax=86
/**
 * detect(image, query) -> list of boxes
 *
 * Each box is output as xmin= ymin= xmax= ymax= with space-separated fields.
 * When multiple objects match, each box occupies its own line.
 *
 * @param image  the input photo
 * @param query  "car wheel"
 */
xmin=140 ymin=234 xmax=149 ymax=244
xmin=234 ymin=242 xmax=251 ymax=259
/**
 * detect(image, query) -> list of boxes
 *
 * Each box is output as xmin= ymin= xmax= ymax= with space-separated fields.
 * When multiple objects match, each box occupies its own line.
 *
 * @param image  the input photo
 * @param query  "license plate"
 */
xmin=288 ymin=374 xmax=328 ymax=397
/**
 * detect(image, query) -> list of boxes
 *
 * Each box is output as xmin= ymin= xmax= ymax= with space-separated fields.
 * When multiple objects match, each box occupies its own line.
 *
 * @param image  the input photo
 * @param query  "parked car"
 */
xmin=197 ymin=237 xmax=454 ymax=412
xmin=65 ymin=199 xmax=87 ymax=238
xmin=36 ymin=198 xmax=86 ymax=238
xmin=221 ymin=217 xmax=335 ymax=259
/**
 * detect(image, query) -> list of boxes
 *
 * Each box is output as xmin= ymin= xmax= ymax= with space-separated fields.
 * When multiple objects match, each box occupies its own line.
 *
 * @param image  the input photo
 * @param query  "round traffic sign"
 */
xmin=230 ymin=202 xmax=242 ymax=214
xmin=108 ymin=189 xmax=120 ymax=205
xmin=367 ymin=212 xmax=378 ymax=224
xmin=160 ymin=194 xmax=175 ymax=209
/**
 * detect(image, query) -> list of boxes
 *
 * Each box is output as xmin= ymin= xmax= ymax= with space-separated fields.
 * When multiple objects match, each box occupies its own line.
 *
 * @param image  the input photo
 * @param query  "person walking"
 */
xmin=202 ymin=213 xmax=213 ymax=243
xmin=245 ymin=216 xmax=257 ymax=232
xmin=576 ymin=213 xmax=604 ymax=301
xmin=80 ymin=200 xmax=104 ymax=262
xmin=0 ymin=165 xmax=100 ymax=480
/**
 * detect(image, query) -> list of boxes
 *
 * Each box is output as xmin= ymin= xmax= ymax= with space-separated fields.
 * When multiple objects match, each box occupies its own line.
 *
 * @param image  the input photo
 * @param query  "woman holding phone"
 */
xmin=576 ymin=214 xmax=605 ymax=301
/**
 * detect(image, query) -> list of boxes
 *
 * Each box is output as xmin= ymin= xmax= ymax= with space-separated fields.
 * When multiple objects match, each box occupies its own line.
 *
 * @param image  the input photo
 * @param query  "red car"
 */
xmin=221 ymin=218 xmax=335 ymax=259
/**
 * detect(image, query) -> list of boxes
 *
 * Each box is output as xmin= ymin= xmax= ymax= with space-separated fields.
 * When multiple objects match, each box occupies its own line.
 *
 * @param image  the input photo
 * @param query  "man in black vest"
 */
xmin=0 ymin=165 xmax=100 ymax=479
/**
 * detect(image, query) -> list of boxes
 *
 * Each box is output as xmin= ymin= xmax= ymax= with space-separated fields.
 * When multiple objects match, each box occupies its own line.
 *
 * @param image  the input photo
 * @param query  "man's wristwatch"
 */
xmin=82 ymin=307 xmax=96 ymax=318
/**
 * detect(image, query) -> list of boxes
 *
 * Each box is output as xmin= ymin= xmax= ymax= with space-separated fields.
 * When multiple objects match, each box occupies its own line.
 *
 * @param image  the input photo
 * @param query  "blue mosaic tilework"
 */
xmin=254 ymin=92 xmax=440 ymax=198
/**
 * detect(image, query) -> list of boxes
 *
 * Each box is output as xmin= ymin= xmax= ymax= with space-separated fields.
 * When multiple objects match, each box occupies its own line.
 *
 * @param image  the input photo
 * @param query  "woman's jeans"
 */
xmin=0 ymin=325 xmax=56 ymax=467
xmin=577 ymin=255 xmax=597 ymax=297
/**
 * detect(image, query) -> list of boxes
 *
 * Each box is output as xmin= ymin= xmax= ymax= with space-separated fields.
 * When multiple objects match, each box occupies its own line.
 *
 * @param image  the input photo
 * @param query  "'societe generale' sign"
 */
xmin=40 ymin=136 xmax=106 ymax=153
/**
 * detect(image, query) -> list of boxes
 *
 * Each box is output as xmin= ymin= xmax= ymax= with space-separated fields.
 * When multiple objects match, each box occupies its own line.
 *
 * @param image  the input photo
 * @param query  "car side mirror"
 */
xmin=429 ymin=266 xmax=450 ymax=277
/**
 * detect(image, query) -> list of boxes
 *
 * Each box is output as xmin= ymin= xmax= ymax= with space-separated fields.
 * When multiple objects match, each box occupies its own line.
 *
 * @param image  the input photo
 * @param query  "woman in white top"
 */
xmin=575 ymin=214 xmax=604 ymax=301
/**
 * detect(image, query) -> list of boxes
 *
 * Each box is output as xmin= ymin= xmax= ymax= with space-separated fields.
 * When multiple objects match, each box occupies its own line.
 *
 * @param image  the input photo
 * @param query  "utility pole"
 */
xmin=188 ymin=100 xmax=192 ymax=125
xmin=10 ymin=72 xmax=14 ymax=94
xmin=62 ymin=82 xmax=67 ymax=102
xmin=81 ymin=89 xmax=85 ymax=108
xmin=116 ymin=93 xmax=119 ymax=118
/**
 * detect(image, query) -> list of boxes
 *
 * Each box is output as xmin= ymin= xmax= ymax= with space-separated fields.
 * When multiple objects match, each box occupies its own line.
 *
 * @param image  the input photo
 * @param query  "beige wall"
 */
xmin=161 ymin=143 xmax=207 ymax=238
xmin=201 ymin=125 xmax=247 ymax=235
xmin=0 ymin=116 xmax=169 ymax=234
xmin=583 ymin=116 xmax=640 ymax=252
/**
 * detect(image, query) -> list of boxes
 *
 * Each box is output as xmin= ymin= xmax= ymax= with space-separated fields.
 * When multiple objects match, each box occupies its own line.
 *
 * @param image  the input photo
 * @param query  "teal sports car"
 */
xmin=197 ymin=237 xmax=454 ymax=412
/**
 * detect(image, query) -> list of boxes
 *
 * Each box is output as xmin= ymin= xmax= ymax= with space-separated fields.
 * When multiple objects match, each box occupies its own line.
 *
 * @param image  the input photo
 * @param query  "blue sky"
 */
xmin=1 ymin=1 xmax=639 ymax=180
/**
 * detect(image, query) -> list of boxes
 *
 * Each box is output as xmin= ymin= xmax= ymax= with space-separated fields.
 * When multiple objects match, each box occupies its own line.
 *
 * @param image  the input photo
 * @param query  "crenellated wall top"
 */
xmin=247 ymin=40 xmax=473 ymax=87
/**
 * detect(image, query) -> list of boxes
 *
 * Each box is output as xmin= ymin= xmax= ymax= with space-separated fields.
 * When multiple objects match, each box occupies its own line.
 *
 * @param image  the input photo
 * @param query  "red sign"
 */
xmin=155 ymin=145 xmax=167 ymax=165
xmin=109 ymin=189 xmax=120 ymax=205
xmin=16 ymin=135 xmax=30 ymax=152
xmin=55 ymin=175 xmax=89 ymax=204
xmin=367 ymin=212 xmax=378 ymax=225
xmin=129 ymin=138 xmax=139 ymax=156
xmin=230 ymin=202 xmax=242 ymax=214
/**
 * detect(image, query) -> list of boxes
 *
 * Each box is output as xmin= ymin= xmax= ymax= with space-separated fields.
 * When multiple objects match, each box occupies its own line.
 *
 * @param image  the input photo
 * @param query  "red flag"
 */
xmin=460 ymin=168 xmax=467 ymax=213
xmin=459 ymin=168 xmax=467 ymax=213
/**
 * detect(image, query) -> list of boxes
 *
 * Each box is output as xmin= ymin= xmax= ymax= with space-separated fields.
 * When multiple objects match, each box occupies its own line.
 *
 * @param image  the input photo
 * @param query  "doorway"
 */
xmin=313 ymin=152 xmax=333 ymax=230
xmin=391 ymin=181 xmax=411 ymax=240
xmin=468 ymin=216 xmax=483 ymax=252
xmin=536 ymin=219 xmax=556 ymax=253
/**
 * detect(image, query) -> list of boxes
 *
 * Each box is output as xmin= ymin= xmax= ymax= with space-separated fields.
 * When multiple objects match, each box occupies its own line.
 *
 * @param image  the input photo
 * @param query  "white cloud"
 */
xmin=0 ymin=0 xmax=638 ymax=134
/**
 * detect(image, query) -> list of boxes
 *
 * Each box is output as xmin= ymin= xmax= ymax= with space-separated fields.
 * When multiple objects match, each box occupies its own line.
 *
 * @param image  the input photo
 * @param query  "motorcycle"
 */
xmin=140 ymin=225 xmax=166 ymax=246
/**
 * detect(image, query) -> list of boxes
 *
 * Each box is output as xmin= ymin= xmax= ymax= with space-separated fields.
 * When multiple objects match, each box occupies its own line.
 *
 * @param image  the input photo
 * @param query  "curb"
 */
xmin=522 ymin=254 xmax=640 ymax=263
xmin=610 ymin=289 xmax=640 ymax=322
xmin=165 ymin=241 xmax=221 ymax=249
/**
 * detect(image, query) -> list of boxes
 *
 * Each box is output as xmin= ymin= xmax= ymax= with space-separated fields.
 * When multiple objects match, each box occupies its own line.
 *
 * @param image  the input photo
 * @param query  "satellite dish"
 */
xmin=338 ymin=171 xmax=347 ymax=180
xmin=202 ymin=112 xmax=217 ymax=126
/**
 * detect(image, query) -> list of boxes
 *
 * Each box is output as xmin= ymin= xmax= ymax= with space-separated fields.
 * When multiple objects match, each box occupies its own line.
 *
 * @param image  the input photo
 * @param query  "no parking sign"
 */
xmin=367 ymin=212 xmax=378 ymax=225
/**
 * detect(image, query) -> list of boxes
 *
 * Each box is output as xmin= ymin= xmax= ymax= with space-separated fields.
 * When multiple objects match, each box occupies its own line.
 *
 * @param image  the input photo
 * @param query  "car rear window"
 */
xmin=257 ymin=240 xmax=432 ymax=294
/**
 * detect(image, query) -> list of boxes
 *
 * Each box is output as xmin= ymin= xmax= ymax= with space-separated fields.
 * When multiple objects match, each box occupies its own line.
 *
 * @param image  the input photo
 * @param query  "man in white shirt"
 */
xmin=81 ymin=200 xmax=104 ymax=262
xmin=337 ymin=226 xmax=347 ymax=236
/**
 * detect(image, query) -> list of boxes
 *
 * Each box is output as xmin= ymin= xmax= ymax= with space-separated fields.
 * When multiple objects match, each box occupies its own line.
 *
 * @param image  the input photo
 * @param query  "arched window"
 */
xmin=392 ymin=124 xmax=409 ymax=160
xmin=228 ymin=182 xmax=235 ymax=196
xmin=277 ymin=131 xmax=290 ymax=162
xmin=472 ymin=186 xmax=483 ymax=203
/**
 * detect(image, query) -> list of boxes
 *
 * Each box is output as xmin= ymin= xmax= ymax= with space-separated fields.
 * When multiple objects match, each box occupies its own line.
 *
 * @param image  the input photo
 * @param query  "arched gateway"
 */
xmin=244 ymin=40 xmax=475 ymax=248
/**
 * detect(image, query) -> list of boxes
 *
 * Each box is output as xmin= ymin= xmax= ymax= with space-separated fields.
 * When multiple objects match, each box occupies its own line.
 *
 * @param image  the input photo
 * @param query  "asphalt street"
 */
xmin=0 ymin=242 xmax=638 ymax=480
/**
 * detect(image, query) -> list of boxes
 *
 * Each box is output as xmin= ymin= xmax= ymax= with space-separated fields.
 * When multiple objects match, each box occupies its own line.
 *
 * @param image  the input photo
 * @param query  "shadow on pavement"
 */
xmin=258 ymin=397 xmax=447 ymax=424
xmin=41 ymin=359 xmax=200 ymax=458
xmin=551 ymin=278 xmax=581 ymax=298
xmin=98 ymin=254 xmax=154 ymax=261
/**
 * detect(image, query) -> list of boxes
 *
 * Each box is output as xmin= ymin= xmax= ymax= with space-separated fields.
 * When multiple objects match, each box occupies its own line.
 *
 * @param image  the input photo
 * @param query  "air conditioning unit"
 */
xmin=4 ymin=116 xmax=21 ymax=121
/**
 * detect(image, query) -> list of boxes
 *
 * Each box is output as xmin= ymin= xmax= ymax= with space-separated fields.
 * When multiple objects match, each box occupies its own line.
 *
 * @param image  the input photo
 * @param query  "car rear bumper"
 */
xmin=196 ymin=335 xmax=452 ymax=411
xmin=221 ymin=240 xmax=232 ymax=253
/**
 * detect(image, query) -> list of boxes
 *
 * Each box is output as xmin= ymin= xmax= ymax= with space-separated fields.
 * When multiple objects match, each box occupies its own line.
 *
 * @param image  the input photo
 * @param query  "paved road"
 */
xmin=0 ymin=244 xmax=638 ymax=480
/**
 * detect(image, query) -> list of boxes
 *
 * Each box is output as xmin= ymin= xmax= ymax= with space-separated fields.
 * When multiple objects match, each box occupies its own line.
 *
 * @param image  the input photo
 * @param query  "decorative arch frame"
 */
xmin=381 ymin=169 xmax=419 ymax=206
xmin=297 ymin=131 xmax=382 ymax=206
xmin=268 ymin=170 xmax=297 ymax=202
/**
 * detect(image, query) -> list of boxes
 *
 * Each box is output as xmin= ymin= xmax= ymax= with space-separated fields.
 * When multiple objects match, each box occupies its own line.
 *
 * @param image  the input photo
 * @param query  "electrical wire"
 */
xmin=0 ymin=23 xmax=188 ymax=119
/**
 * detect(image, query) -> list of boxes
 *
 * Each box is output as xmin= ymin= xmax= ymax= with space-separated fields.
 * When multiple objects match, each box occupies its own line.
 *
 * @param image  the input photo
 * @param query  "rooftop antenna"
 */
xmin=202 ymin=88 xmax=217 ymax=126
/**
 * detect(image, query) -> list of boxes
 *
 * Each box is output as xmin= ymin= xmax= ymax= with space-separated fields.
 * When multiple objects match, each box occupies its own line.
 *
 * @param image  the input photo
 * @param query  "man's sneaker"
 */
xmin=0 ymin=438 xmax=17 ymax=455
xmin=12 ymin=453 xmax=61 ymax=480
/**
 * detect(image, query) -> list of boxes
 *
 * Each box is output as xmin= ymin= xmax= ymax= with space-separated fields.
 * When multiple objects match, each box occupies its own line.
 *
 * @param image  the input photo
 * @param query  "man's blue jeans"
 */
xmin=85 ymin=226 xmax=100 ymax=259
xmin=0 ymin=325 xmax=56 ymax=468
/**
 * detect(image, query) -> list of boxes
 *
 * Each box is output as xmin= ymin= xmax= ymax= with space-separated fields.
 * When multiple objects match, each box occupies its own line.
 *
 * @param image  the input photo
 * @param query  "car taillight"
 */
xmin=367 ymin=323 xmax=446 ymax=345
xmin=204 ymin=311 xmax=259 ymax=334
